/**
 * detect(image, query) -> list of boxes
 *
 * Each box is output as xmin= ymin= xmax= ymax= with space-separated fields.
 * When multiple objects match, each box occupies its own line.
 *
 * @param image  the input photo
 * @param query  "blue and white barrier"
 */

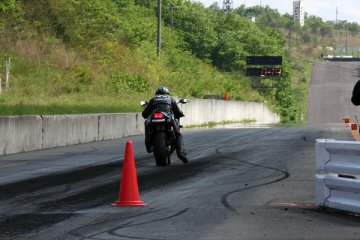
xmin=316 ymin=139 xmax=360 ymax=213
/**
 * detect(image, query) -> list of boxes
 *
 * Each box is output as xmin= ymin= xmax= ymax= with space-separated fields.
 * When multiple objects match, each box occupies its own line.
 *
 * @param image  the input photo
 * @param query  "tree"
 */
xmin=0 ymin=0 xmax=24 ymax=31
xmin=212 ymin=13 xmax=284 ymax=71
xmin=167 ymin=0 xmax=218 ymax=60
xmin=306 ymin=16 xmax=323 ymax=47
xmin=320 ymin=22 xmax=333 ymax=39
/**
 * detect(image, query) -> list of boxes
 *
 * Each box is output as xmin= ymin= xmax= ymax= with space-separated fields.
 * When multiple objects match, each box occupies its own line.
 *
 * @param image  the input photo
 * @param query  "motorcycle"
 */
xmin=140 ymin=98 xmax=187 ymax=166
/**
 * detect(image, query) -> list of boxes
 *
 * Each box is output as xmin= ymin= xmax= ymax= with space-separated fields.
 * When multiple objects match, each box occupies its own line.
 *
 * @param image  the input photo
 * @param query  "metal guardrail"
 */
xmin=316 ymin=139 xmax=360 ymax=213
xmin=325 ymin=57 xmax=360 ymax=62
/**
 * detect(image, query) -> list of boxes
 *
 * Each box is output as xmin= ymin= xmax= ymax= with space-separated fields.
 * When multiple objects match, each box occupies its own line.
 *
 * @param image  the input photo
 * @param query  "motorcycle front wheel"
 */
xmin=153 ymin=132 xmax=168 ymax=166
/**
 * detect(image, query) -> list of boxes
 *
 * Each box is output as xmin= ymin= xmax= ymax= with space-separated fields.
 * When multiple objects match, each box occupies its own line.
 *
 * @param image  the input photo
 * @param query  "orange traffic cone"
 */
xmin=224 ymin=90 xmax=229 ymax=101
xmin=112 ymin=141 xmax=146 ymax=207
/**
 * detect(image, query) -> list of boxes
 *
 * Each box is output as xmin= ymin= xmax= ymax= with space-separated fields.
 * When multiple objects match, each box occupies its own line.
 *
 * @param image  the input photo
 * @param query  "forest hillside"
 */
xmin=1 ymin=0 xmax=357 ymax=122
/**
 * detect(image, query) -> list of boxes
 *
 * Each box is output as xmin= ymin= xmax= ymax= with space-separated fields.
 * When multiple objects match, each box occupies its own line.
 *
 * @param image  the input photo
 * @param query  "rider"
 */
xmin=142 ymin=86 xmax=188 ymax=163
xmin=351 ymin=80 xmax=360 ymax=106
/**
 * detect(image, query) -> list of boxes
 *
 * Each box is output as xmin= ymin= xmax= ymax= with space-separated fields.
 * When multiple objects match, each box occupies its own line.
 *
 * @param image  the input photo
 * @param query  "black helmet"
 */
xmin=155 ymin=86 xmax=169 ymax=95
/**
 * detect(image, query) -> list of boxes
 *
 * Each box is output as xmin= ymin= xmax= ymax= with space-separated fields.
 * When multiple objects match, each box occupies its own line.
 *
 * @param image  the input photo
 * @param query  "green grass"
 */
xmin=0 ymin=92 xmax=146 ymax=115
xmin=0 ymin=103 xmax=139 ymax=116
xmin=289 ymin=55 xmax=316 ymax=124
xmin=0 ymin=30 xmax=264 ymax=116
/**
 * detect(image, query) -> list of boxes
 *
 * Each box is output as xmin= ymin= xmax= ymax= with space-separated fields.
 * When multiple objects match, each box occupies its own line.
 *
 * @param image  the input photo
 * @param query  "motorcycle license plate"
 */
xmin=151 ymin=119 xmax=165 ymax=123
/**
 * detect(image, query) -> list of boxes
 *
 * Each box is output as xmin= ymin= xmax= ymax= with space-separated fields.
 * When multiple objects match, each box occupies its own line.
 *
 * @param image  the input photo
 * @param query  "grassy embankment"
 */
xmin=0 ymin=1 xmax=261 ymax=116
xmin=2 ymin=1 xmax=356 ymax=124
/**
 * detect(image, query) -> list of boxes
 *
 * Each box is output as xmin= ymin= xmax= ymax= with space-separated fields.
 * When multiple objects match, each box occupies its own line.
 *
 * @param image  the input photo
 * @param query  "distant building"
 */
xmin=293 ymin=0 xmax=304 ymax=26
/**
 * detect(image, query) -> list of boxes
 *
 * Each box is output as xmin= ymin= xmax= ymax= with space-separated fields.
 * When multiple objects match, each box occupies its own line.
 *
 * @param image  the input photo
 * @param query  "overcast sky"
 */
xmin=194 ymin=0 xmax=360 ymax=23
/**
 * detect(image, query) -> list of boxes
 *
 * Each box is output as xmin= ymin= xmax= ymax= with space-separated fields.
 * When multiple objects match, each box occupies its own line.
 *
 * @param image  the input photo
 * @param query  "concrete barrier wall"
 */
xmin=42 ymin=115 xmax=99 ymax=149
xmin=98 ymin=113 xmax=143 ymax=141
xmin=0 ymin=98 xmax=279 ymax=155
xmin=178 ymin=98 xmax=280 ymax=126
xmin=0 ymin=116 xmax=42 ymax=155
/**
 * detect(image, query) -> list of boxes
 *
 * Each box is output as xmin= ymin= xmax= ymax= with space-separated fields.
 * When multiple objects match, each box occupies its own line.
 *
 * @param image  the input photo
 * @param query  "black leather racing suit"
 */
xmin=142 ymin=94 xmax=187 ymax=161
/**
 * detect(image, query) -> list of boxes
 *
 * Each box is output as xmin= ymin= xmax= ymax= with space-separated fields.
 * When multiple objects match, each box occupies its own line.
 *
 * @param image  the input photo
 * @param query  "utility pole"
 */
xmin=157 ymin=0 xmax=162 ymax=59
xmin=168 ymin=2 xmax=175 ymax=30
xmin=288 ymin=27 xmax=292 ymax=53
xmin=5 ymin=58 xmax=10 ymax=91
xmin=335 ymin=7 xmax=338 ymax=55
xmin=336 ymin=7 xmax=338 ymax=40
xmin=223 ymin=0 xmax=233 ymax=13
xmin=345 ymin=23 xmax=348 ymax=55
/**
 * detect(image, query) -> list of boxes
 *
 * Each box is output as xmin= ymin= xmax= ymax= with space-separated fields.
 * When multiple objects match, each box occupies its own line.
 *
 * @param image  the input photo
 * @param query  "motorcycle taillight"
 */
xmin=153 ymin=112 xmax=164 ymax=119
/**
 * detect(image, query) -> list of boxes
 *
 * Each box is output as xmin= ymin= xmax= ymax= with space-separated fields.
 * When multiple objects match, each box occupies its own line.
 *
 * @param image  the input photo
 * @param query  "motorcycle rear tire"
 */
xmin=153 ymin=132 xmax=168 ymax=166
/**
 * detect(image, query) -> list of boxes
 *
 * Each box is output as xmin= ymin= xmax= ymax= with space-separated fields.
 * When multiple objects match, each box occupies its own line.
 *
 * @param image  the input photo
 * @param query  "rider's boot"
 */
xmin=145 ymin=140 xmax=152 ymax=153
xmin=175 ymin=133 xmax=188 ymax=163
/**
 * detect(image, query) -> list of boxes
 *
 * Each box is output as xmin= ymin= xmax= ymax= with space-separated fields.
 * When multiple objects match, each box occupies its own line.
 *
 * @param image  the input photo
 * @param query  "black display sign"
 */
xmin=246 ymin=56 xmax=283 ymax=66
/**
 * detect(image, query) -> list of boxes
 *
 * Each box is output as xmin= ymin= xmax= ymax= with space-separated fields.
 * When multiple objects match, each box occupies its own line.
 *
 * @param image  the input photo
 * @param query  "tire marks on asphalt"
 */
xmin=68 ymin=208 xmax=189 ymax=240
xmin=214 ymin=128 xmax=291 ymax=214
